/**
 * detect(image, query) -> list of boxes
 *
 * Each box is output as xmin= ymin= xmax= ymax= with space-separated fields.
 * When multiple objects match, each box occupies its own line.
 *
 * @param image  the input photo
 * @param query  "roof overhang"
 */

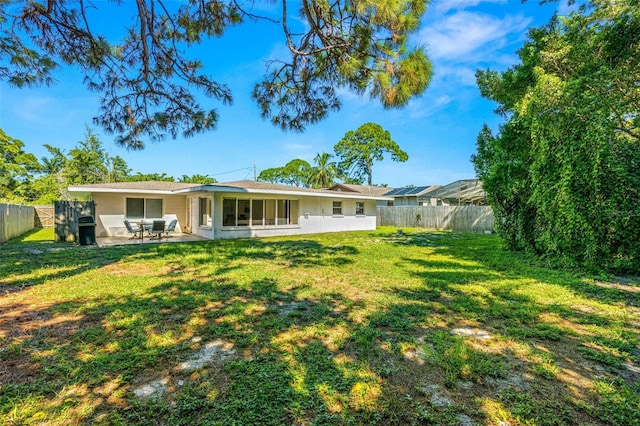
xmin=177 ymin=185 xmax=392 ymax=201
xmin=68 ymin=183 xmax=393 ymax=201
xmin=68 ymin=186 xmax=182 ymax=195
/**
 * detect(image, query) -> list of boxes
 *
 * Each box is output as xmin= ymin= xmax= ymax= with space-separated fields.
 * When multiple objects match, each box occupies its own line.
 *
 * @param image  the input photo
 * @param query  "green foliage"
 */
xmin=473 ymin=2 xmax=640 ymax=272
xmin=258 ymin=159 xmax=312 ymax=187
xmin=1 ymin=1 xmax=431 ymax=146
xmin=64 ymin=127 xmax=132 ymax=186
xmin=178 ymin=174 xmax=217 ymax=184
xmin=125 ymin=172 xmax=174 ymax=182
xmin=253 ymin=0 xmax=432 ymax=132
xmin=0 ymin=129 xmax=40 ymax=202
xmin=334 ymin=122 xmax=408 ymax=185
xmin=308 ymin=152 xmax=339 ymax=189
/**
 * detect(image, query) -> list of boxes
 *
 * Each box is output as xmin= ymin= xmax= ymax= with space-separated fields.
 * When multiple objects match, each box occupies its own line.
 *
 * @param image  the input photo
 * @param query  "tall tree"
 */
xmin=334 ymin=122 xmax=408 ymax=185
xmin=65 ymin=127 xmax=131 ymax=185
xmin=474 ymin=1 xmax=640 ymax=271
xmin=309 ymin=152 xmax=338 ymax=188
xmin=30 ymin=144 xmax=70 ymax=203
xmin=258 ymin=159 xmax=312 ymax=187
xmin=0 ymin=129 xmax=40 ymax=202
xmin=1 ymin=1 xmax=432 ymax=148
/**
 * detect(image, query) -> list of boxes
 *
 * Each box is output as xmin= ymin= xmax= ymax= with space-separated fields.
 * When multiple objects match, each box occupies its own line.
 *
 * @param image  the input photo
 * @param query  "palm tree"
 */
xmin=308 ymin=152 xmax=338 ymax=188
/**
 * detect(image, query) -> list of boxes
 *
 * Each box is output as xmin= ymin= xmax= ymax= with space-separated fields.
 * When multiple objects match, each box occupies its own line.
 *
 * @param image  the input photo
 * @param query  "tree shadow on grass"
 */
xmin=376 ymin=229 xmax=639 ymax=425
xmin=0 ymin=235 xmax=358 ymax=297
xmin=2 ymin=266 xmax=392 ymax=424
xmin=158 ymin=238 xmax=358 ymax=276
xmin=2 ymin=229 xmax=637 ymax=425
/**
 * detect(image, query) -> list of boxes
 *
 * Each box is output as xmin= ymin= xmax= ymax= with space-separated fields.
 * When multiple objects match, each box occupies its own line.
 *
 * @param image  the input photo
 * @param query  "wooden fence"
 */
xmin=377 ymin=205 xmax=495 ymax=233
xmin=54 ymin=201 xmax=96 ymax=242
xmin=34 ymin=205 xmax=54 ymax=228
xmin=0 ymin=203 xmax=35 ymax=244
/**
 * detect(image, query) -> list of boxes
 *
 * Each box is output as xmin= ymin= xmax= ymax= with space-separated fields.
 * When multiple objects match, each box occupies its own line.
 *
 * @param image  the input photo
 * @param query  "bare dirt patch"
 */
xmin=133 ymin=338 xmax=237 ymax=399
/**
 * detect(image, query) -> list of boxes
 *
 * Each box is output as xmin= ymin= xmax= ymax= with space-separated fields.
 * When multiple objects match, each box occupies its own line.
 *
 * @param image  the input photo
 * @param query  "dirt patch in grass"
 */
xmin=593 ymin=276 xmax=640 ymax=301
xmin=133 ymin=338 xmax=237 ymax=400
xmin=2 ymin=229 xmax=638 ymax=425
xmin=0 ymin=300 xmax=97 ymax=386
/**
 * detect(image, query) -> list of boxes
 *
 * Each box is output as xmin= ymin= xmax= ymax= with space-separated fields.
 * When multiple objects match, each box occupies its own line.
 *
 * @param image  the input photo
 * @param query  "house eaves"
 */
xmin=68 ymin=181 xmax=199 ymax=195
xmin=69 ymin=180 xmax=392 ymax=201
xmin=177 ymin=182 xmax=392 ymax=201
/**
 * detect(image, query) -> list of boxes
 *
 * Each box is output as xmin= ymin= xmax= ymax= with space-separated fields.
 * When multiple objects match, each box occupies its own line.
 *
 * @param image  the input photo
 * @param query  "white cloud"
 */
xmin=556 ymin=0 xmax=581 ymax=16
xmin=436 ymin=66 xmax=478 ymax=86
xmin=432 ymin=0 xmax=507 ymax=14
xmin=12 ymin=96 xmax=56 ymax=124
xmin=435 ymin=95 xmax=453 ymax=107
xmin=419 ymin=11 xmax=532 ymax=62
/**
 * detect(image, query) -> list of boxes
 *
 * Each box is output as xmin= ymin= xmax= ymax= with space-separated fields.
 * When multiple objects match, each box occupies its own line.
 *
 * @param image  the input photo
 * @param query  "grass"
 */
xmin=1 ymin=227 xmax=638 ymax=425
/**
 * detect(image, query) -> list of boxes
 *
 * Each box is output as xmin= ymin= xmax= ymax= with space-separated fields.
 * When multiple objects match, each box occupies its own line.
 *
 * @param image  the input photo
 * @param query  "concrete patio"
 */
xmin=96 ymin=233 xmax=208 ymax=247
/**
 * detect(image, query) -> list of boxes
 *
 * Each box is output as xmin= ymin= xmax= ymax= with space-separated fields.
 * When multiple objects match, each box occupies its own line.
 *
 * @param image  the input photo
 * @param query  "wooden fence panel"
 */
xmin=34 ymin=205 xmax=54 ymax=228
xmin=54 ymin=201 xmax=95 ymax=242
xmin=377 ymin=206 xmax=494 ymax=233
xmin=0 ymin=203 xmax=35 ymax=244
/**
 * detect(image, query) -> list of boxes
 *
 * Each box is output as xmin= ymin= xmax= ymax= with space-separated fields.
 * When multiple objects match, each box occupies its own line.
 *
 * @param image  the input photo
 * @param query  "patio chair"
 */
xmin=124 ymin=219 xmax=142 ymax=239
xmin=149 ymin=220 xmax=166 ymax=239
xmin=164 ymin=219 xmax=178 ymax=236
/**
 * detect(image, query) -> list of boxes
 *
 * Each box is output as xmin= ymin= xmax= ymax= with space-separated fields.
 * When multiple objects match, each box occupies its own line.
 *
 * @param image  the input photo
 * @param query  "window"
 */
xmin=238 ymin=199 xmax=250 ymax=225
xmin=252 ymin=199 xmax=264 ymax=225
xmin=277 ymin=200 xmax=288 ymax=225
xmin=332 ymin=201 xmax=342 ymax=215
xmin=223 ymin=198 xmax=236 ymax=226
xmin=356 ymin=202 xmax=365 ymax=215
xmin=199 ymin=197 xmax=211 ymax=227
xmin=147 ymin=199 xmax=162 ymax=218
xmin=223 ymin=198 xmax=299 ymax=227
xmin=126 ymin=198 xmax=144 ymax=219
xmin=126 ymin=198 xmax=163 ymax=219
xmin=265 ymin=199 xmax=276 ymax=225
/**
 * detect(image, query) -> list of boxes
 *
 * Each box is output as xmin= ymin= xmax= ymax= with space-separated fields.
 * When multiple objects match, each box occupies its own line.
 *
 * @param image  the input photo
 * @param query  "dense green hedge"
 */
xmin=473 ymin=2 xmax=640 ymax=272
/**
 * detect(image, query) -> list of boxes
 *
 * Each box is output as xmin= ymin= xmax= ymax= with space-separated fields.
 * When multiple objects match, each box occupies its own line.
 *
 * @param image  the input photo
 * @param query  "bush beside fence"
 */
xmin=377 ymin=205 xmax=494 ymax=233
xmin=0 ymin=203 xmax=35 ymax=244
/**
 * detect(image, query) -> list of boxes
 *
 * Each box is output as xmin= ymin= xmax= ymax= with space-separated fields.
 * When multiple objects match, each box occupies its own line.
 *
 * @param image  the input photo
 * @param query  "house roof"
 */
xmin=384 ymin=185 xmax=440 ymax=197
xmin=327 ymin=183 xmax=392 ymax=197
xmin=426 ymin=179 xmax=486 ymax=203
xmin=68 ymin=180 xmax=393 ymax=200
xmin=68 ymin=180 xmax=199 ymax=192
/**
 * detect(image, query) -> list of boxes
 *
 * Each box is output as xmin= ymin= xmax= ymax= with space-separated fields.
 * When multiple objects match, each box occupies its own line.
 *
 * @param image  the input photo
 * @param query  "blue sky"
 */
xmin=0 ymin=0 xmax=571 ymax=187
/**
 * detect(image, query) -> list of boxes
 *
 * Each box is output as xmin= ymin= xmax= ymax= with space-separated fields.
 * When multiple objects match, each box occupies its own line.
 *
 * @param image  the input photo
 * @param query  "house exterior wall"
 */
xmin=91 ymin=192 xmax=187 ymax=237
xmin=188 ymin=195 xmax=215 ymax=240
xmin=390 ymin=197 xmax=419 ymax=206
xmin=199 ymin=192 xmax=378 ymax=240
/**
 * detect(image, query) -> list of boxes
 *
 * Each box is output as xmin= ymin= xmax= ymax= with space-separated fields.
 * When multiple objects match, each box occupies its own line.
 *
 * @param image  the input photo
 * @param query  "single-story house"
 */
xmin=382 ymin=185 xmax=441 ymax=206
xmin=67 ymin=180 xmax=393 ymax=240
xmin=327 ymin=180 xmax=487 ymax=207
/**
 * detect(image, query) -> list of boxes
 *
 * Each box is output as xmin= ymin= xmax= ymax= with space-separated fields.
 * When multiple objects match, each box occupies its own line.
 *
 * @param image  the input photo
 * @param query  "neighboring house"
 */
xmin=67 ymin=180 xmax=392 ymax=240
xmin=326 ymin=180 xmax=486 ymax=207
xmin=421 ymin=179 xmax=486 ymax=206
xmin=326 ymin=183 xmax=394 ymax=207
xmin=382 ymin=185 xmax=441 ymax=206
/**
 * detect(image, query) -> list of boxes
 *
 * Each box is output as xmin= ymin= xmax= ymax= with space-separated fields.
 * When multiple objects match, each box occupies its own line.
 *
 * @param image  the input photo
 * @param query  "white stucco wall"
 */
xmin=189 ymin=195 xmax=215 ymax=240
xmin=90 ymin=192 xmax=187 ymax=237
xmin=88 ymin=189 xmax=379 ymax=239
xmin=208 ymin=192 xmax=377 ymax=240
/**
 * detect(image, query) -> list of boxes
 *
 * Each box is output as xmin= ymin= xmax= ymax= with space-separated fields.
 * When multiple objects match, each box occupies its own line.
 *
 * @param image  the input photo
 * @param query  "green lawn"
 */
xmin=1 ymin=227 xmax=638 ymax=425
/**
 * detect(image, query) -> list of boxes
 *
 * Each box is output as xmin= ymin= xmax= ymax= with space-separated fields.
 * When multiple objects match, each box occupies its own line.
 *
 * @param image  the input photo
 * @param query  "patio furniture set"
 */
xmin=124 ymin=219 xmax=177 ymax=240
